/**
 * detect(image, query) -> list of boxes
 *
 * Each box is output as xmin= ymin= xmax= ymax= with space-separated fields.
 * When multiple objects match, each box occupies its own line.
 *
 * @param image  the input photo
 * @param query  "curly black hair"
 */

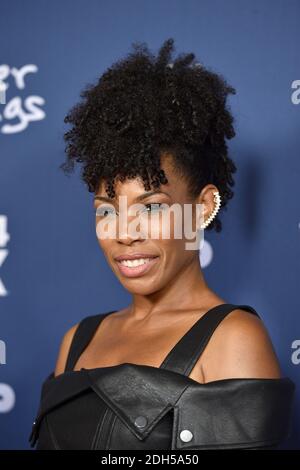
xmin=61 ymin=37 xmax=237 ymax=232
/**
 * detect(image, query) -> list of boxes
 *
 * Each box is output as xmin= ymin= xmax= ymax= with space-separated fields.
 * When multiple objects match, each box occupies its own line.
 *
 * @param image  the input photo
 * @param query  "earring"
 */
xmin=200 ymin=191 xmax=221 ymax=230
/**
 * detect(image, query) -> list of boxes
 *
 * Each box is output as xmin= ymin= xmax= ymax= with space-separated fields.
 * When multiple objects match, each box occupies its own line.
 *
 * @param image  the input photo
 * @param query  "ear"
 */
xmin=194 ymin=185 xmax=220 ymax=230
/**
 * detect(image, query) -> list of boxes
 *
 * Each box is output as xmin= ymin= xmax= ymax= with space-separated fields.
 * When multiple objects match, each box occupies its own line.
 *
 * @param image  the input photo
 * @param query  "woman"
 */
xmin=29 ymin=38 xmax=295 ymax=450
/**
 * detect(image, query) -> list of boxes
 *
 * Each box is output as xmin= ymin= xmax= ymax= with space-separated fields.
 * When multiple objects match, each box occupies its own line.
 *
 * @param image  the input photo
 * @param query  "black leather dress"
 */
xmin=29 ymin=303 xmax=295 ymax=450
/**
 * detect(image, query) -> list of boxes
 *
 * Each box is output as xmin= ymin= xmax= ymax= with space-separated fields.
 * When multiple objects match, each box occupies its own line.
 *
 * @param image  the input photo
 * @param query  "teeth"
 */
xmin=120 ymin=258 xmax=153 ymax=267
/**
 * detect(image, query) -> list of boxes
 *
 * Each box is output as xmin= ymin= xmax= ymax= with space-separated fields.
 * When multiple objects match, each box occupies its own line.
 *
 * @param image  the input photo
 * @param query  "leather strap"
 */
xmin=159 ymin=304 xmax=260 ymax=376
xmin=64 ymin=311 xmax=116 ymax=372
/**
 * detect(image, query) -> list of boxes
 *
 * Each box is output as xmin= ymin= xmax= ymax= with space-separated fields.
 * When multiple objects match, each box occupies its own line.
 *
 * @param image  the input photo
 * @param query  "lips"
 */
xmin=114 ymin=253 xmax=158 ymax=261
xmin=115 ymin=255 xmax=159 ymax=278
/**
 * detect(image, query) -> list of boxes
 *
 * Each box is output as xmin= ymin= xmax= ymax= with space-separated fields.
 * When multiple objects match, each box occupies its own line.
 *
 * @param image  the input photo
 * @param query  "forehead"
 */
xmin=95 ymin=153 xmax=188 ymax=200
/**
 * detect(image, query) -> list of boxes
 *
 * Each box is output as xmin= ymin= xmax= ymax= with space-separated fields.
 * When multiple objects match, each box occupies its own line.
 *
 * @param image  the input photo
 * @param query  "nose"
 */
xmin=116 ymin=214 xmax=147 ymax=245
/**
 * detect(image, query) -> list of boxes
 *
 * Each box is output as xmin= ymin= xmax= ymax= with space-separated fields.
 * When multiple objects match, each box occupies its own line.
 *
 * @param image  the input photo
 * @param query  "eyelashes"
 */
xmin=95 ymin=206 xmax=116 ymax=218
xmin=95 ymin=202 xmax=166 ymax=218
xmin=142 ymin=203 xmax=165 ymax=213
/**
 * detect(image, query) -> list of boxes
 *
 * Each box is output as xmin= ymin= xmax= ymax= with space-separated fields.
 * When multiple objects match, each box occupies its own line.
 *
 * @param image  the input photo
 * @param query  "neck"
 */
xmin=128 ymin=254 xmax=219 ymax=320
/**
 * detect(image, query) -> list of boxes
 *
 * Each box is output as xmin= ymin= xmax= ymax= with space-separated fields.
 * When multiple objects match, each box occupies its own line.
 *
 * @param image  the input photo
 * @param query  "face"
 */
xmin=93 ymin=153 xmax=217 ymax=295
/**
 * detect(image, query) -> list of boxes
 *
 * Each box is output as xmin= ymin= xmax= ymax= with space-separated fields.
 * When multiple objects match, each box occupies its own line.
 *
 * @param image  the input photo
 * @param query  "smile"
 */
xmin=115 ymin=256 xmax=159 ymax=278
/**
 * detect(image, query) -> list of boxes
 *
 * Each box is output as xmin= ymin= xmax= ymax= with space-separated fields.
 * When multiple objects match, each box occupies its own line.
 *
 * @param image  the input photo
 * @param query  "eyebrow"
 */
xmin=94 ymin=190 xmax=170 ymax=203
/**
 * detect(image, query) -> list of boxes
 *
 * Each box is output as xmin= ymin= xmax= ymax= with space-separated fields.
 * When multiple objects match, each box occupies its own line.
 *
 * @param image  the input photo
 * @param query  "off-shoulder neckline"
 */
xmin=48 ymin=362 xmax=290 ymax=387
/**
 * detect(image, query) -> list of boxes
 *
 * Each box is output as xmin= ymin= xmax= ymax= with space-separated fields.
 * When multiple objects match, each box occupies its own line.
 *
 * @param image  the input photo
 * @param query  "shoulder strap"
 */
xmin=64 ymin=304 xmax=260 ymax=375
xmin=159 ymin=303 xmax=260 ymax=376
xmin=64 ymin=311 xmax=116 ymax=372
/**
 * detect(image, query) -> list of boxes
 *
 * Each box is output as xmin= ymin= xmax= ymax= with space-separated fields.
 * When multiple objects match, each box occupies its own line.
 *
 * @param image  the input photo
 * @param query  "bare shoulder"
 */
xmin=201 ymin=308 xmax=282 ymax=382
xmin=54 ymin=322 xmax=80 ymax=378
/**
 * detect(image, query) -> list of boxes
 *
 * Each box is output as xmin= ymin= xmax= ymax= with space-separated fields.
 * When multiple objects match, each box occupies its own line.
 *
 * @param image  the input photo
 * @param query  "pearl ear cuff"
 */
xmin=200 ymin=191 xmax=221 ymax=230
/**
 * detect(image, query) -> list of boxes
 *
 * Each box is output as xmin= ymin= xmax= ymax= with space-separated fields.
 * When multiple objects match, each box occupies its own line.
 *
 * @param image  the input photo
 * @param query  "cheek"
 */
xmin=156 ymin=209 xmax=194 ymax=242
xmin=95 ymin=215 xmax=118 ymax=245
xmin=95 ymin=219 xmax=113 ymax=251
xmin=158 ymin=237 xmax=188 ymax=268
xmin=139 ymin=210 xmax=184 ymax=240
xmin=137 ymin=211 xmax=193 ymax=253
xmin=156 ymin=211 xmax=196 ymax=268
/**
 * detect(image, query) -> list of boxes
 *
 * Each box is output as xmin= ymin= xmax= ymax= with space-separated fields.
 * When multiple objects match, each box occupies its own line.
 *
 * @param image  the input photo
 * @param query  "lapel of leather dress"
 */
xmin=30 ymin=363 xmax=192 ymax=447
xmin=173 ymin=376 xmax=296 ymax=449
xmin=86 ymin=363 xmax=191 ymax=440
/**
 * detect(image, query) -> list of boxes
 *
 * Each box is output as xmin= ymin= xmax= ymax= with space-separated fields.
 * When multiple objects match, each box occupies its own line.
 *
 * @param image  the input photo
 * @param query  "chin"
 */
xmin=121 ymin=279 xmax=162 ymax=296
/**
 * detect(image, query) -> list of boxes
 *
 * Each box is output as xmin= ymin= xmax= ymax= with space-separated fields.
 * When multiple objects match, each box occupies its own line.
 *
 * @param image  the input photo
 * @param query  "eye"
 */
xmin=141 ymin=203 xmax=165 ymax=213
xmin=95 ymin=205 xmax=117 ymax=218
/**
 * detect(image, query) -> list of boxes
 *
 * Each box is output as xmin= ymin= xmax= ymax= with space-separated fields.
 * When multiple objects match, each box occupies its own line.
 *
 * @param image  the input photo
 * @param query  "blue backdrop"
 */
xmin=0 ymin=0 xmax=299 ymax=450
